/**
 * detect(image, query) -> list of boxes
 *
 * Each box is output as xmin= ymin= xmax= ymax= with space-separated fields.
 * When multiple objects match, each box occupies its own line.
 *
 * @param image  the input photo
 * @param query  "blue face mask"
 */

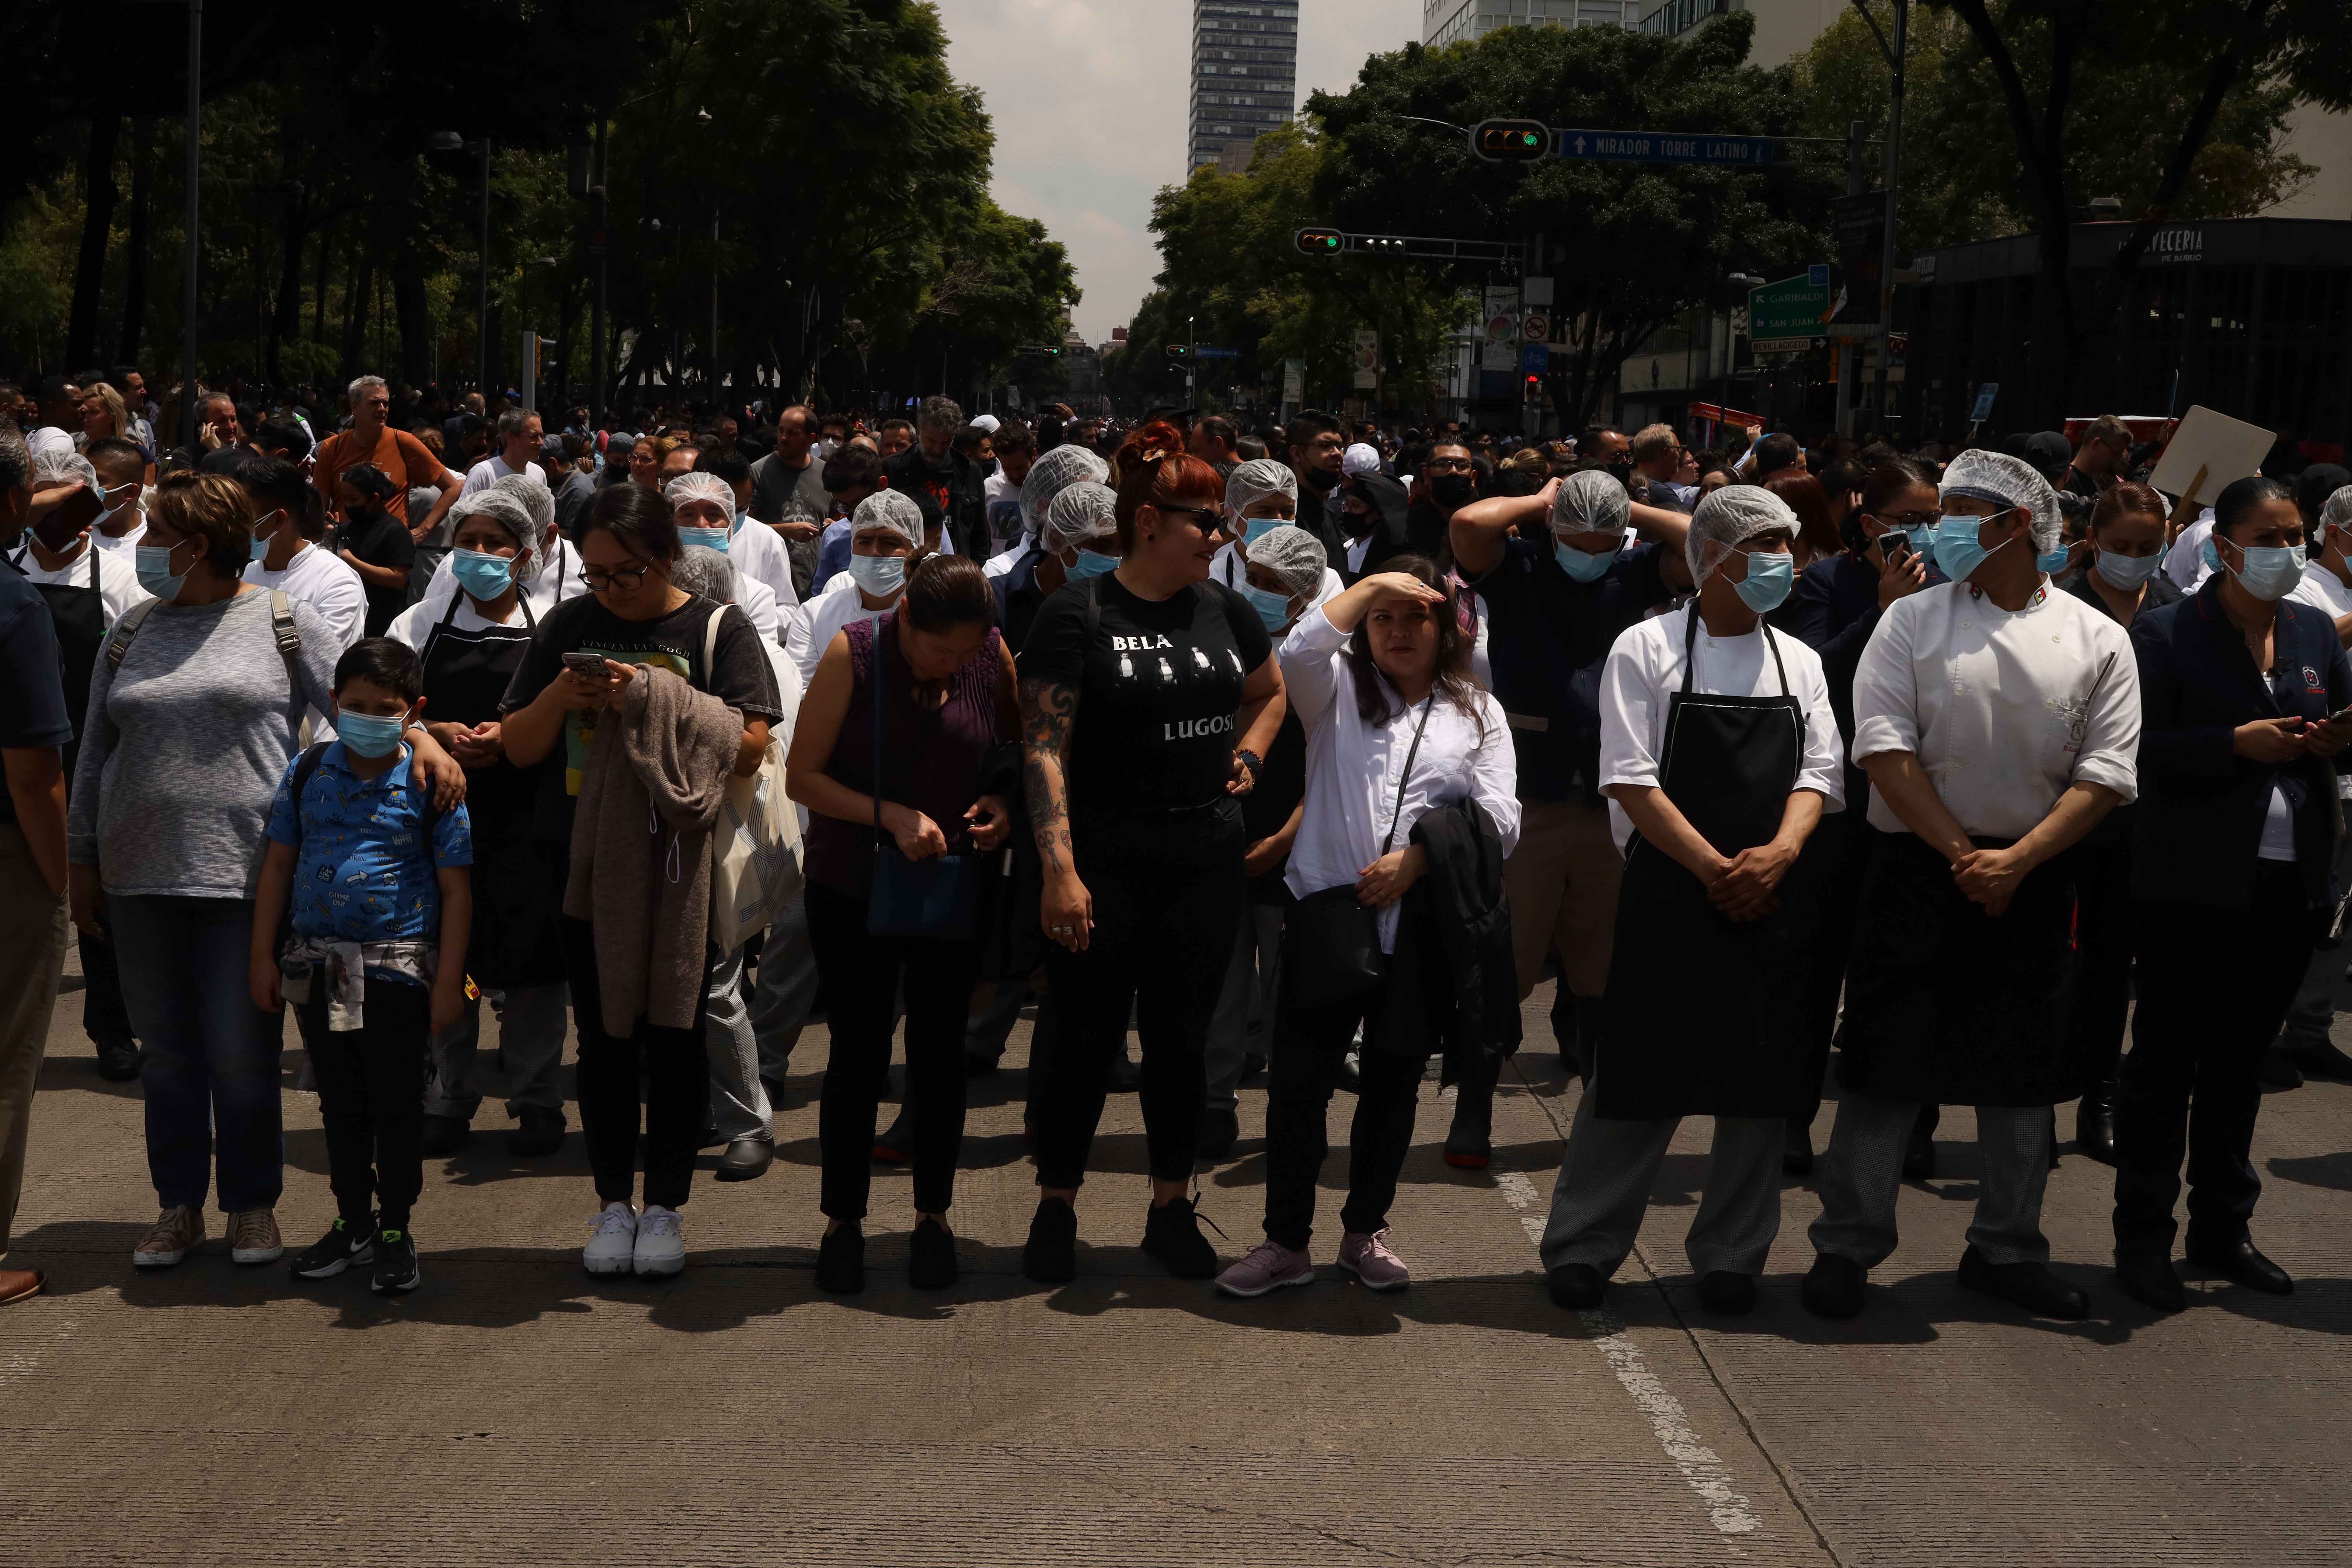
xmin=2205 ymin=537 xmax=2306 ymax=601
xmin=2095 ymin=549 xmax=2160 ymax=590
xmin=1064 ymin=547 xmax=1119 ymax=581
xmin=1933 ymin=514 xmax=2011 ymax=583
xmin=249 ymin=531 xmax=272 ymax=562
xmin=680 ymin=524 xmax=731 ymax=554
xmin=335 ymin=710 xmax=407 ymax=759
xmin=1241 ymin=514 xmax=1291 ymax=546
xmin=1555 ymin=537 xmax=1620 ymax=583
xmin=451 ymin=548 xmax=515 ymax=600
xmin=135 ymin=541 xmax=189 ymax=600
xmin=1238 ymin=581 xmax=1295 ymax=631
xmin=248 ymin=511 xmax=282 ymax=562
xmin=1730 ymin=549 xmax=1795 ymax=613
xmin=847 ymin=552 xmax=906 ymax=596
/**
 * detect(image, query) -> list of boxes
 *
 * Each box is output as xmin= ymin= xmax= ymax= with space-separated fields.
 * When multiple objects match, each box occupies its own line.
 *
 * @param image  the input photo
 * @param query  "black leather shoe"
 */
xmin=1336 ymin=1052 xmax=1362 ymax=1095
xmin=2115 ymin=1250 xmax=2186 ymax=1313
xmin=2186 ymin=1234 xmax=2294 ymax=1295
xmin=715 ymin=1137 xmax=774 ymax=1182
xmin=2256 ymin=1046 xmax=2305 ymax=1091
xmin=1782 ymin=1120 xmax=1814 ymax=1177
xmin=697 ymin=1124 xmax=726 ymax=1150
xmin=1196 ymin=1107 xmax=1239 ymax=1161
xmin=1802 ymin=1253 xmax=1867 ymax=1318
xmin=1022 ymin=1198 xmax=1077 ymax=1283
xmin=1700 ymin=1271 xmax=1756 ymax=1314
xmin=1141 ymin=1196 xmax=1219 ymax=1279
xmin=1956 ymin=1244 xmax=2087 ymax=1320
xmin=2279 ymin=1038 xmax=2352 ymax=1082
xmin=1546 ymin=1262 xmax=1604 ymax=1310
xmin=1902 ymin=1121 xmax=1936 ymax=1181
xmin=419 ymin=1113 xmax=469 ymax=1157
xmin=1443 ymin=1084 xmax=1494 ymax=1170
xmin=815 ymin=1222 xmax=864 ymax=1293
xmin=509 ymin=1109 xmax=565 ymax=1157
xmin=872 ymin=1104 xmax=914 ymax=1163
xmin=1104 ymin=1047 xmax=1141 ymax=1094
xmin=908 ymin=1217 xmax=959 ymax=1289
xmin=2075 ymin=1077 xmax=2119 ymax=1166
xmin=962 ymin=1049 xmax=1000 ymax=1079
xmin=96 ymin=1041 xmax=141 ymax=1081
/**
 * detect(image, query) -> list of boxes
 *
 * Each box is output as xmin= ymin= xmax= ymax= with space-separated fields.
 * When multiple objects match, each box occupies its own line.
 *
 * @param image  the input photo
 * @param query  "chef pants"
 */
xmin=1809 ymin=1092 xmax=2053 ymax=1268
xmin=1539 ymin=1080 xmax=1783 ymax=1280
xmin=1503 ymin=795 xmax=1622 ymax=1004
xmin=425 ymin=982 xmax=568 ymax=1123
xmin=705 ymin=940 xmax=773 ymax=1146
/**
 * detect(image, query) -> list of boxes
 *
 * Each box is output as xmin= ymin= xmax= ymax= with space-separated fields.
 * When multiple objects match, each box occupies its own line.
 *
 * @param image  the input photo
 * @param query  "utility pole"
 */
xmin=1834 ymin=118 xmax=1865 ymax=440
xmin=592 ymin=118 xmax=608 ymax=426
xmin=1879 ymin=0 xmax=1908 ymax=433
xmin=1187 ymin=315 xmax=1196 ymax=402
xmin=477 ymin=136 xmax=491 ymax=396
xmin=180 ymin=0 xmax=201 ymax=446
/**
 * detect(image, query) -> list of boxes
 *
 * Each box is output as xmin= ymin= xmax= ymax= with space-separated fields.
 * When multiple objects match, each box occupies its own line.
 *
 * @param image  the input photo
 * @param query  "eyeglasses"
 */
xmin=581 ymin=564 xmax=652 ymax=592
xmin=1424 ymin=458 xmax=1475 ymax=474
xmin=1153 ymin=503 xmax=1222 ymax=527
xmin=1875 ymin=508 xmax=1943 ymax=529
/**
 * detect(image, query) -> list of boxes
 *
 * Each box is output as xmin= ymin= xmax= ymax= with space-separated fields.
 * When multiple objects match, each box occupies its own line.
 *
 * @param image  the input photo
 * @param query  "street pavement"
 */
xmin=8 ymin=949 xmax=2352 ymax=1567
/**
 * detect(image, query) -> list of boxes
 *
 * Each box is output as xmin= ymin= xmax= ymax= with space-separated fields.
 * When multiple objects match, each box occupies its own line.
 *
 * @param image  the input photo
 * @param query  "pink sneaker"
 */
xmin=1337 ymin=1228 xmax=1410 ymax=1290
xmin=1214 ymin=1239 xmax=1314 ymax=1298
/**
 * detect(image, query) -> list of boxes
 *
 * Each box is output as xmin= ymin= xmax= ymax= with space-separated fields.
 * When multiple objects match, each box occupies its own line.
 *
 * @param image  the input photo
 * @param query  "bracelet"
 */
xmin=1234 ymin=748 xmax=1263 ymax=776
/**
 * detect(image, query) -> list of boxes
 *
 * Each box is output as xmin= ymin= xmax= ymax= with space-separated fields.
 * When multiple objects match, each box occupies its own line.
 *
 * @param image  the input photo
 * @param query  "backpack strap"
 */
xmin=285 ymin=741 xmax=332 ymax=848
xmin=701 ymin=598 xmax=725 ymax=682
xmin=1083 ymin=575 xmax=1101 ymax=643
xmin=103 ymin=597 xmax=160 ymax=669
xmin=268 ymin=589 xmax=302 ymax=689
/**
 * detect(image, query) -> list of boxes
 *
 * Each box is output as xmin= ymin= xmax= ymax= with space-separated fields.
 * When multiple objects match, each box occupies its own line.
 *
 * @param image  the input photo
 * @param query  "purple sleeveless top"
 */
xmin=804 ymin=612 xmax=1005 ymax=899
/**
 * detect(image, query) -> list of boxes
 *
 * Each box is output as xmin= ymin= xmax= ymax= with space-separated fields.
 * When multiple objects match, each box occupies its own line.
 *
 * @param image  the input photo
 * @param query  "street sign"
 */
xmin=1971 ymin=383 xmax=2000 ymax=422
xmin=1519 ymin=344 xmax=1551 ymax=377
xmin=1352 ymin=330 xmax=1379 ymax=390
xmin=1282 ymin=357 xmax=1305 ymax=404
xmin=1522 ymin=312 xmax=1551 ymax=344
xmin=1554 ymin=129 xmax=1776 ymax=166
xmin=1808 ymin=264 xmax=1829 ymax=287
xmin=1194 ymin=346 xmax=1238 ymax=359
xmin=584 ymin=226 xmax=610 ymax=259
xmin=1748 ymin=272 xmax=1832 ymax=352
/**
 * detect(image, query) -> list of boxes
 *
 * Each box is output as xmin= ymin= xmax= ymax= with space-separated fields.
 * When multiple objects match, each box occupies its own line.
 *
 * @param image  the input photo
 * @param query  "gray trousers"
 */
xmin=425 ymin=982 xmax=568 ymax=1121
xmin=2276 ymin=828 xmax=2352 ymax=1050
xmin=1808 ymin=1091 xmax=2052 ymax=1268
xmin=748 ymin=881 xmax=819 ymax=1083
xmin=1205 ymin=903 xmax=1285 ymax=1111
xmin=1539 ymin=1083 xmax=1784 ymax=1279
xmin=707 ymin=940 xmax=773 ymax=1144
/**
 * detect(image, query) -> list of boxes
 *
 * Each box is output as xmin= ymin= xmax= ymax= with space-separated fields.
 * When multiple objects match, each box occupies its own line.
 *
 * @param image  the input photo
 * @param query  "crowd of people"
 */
xmin=0 ymin=368 xmax=2343 ymax=1327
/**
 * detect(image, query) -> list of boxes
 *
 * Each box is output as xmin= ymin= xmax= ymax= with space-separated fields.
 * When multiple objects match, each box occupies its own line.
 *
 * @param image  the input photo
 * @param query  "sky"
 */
xmin=938 ymin=0 xmax=1424 ymax=344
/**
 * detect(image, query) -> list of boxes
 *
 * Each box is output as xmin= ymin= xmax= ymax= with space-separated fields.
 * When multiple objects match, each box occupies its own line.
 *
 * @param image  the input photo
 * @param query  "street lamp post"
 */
xmin=1721 ymin=272 xmax=1762 ymax=432
xmin=180 ymin=0 xmax=201 ymax=446
xmin=429 ymin=131 xmax=492 ymax=395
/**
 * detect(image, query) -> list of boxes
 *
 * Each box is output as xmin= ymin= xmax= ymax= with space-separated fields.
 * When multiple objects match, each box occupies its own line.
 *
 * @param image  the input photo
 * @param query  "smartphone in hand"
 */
xmin=561 ymin=652 xmax=607 ymax=677
xmin=1878 ymin=529 xmax=1910 ymax=567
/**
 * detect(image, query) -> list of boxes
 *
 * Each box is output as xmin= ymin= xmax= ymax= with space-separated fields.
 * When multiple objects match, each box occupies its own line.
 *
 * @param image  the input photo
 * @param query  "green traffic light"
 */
xmin=1521 ymin=132 xmax=1539 ymax=147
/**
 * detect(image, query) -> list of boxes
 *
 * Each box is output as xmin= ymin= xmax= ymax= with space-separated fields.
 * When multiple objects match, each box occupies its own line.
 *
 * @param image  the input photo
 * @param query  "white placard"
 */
xmin=2147 ymin=404 xmax=2273 ymax=503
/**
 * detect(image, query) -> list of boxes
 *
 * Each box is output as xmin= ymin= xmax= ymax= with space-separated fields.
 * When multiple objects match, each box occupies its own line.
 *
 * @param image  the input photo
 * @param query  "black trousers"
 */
xmin=807 ymin=882 xmax=977 ymax=1220
xmin=1772 ymin=808 xmax=1872 ymax=1128
xmin=2115 ymin=865 xmax=2313 ymax=1257
xmin=1032 ymin=811 xmax=1243 ymax=1190
xmin=1263 ymin=951 xmax=1433 ymax=1251
xmin=565 ymin=914 xmax=711 ymax=1211
xmin=302 ymin=978 xmax=431 ymax=1228
xmin=78 ymin=925 xmax=135 ymax=1049
xmin=2073 ymin=839 xmax=2134 ymax=1090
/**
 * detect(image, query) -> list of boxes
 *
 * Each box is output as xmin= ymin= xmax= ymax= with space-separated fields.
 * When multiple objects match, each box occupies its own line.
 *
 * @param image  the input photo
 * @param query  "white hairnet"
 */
xmin=1042 ymin=481 xmax=1119 ymax=556
xmin=490 ymin=471 xmax=557 ymax=542
xmin=852 ymin=488 xmax=924 ymax=546
xmin=447 ymin=489 xmax=540 ymax=581
xmin=971 ymin=414 xmax=1001 ymax=434
xmin=1342 ymin=442 xmax=1383 ymax=477
xmin=1245 ymin=524 xmax=1326 ymax=599
xmin=670 ymin=543 xmax=738 ymax=604
xmin=1019 ymin=444 xmax=1109 ymax=537
xmin=1686 ymin=484 xmax=1799 ymax=583
xmin=1940 ymin=447 xmax=2060 ymax=551
xmin=31 ymin=448 xmax=98 ymax=488
xmin=1552 ymin=468 xmax=1631 ymax=537
xmin=2324 ymin=487 xmax=2352 ymax=534
xmin=1224 ymin=457 xmax=1296 ymax=522
xmin=663 ymin=470 xmax=735 ymax=514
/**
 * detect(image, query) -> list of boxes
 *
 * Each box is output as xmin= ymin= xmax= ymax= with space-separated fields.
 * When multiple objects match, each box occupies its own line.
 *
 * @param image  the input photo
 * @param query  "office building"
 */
xmin=1422 ymin=0 xmax=1643 ymax=49
xmin=1190 ymin=1 xmax=1298 ymax=174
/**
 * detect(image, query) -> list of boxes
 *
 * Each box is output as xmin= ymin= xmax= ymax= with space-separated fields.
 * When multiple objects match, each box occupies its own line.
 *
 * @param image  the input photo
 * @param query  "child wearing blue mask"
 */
xmin=249 ymin=637 xmax=473 ymax=1296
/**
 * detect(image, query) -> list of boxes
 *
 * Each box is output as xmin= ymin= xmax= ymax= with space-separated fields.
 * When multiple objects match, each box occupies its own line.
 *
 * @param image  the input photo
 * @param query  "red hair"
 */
xmin=1111 ymin=419 xmax=1224 ymax=550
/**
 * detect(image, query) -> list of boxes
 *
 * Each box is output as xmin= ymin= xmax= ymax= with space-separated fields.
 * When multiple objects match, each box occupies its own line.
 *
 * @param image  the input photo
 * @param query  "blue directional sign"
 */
xmin=1554 ymin=129 xmax=1777 ymax=167
xmin=1519 ymin=343 xmax=1552 ymax=377
xmin=1808 ymin=264 xmax=1830 ymax=287
xmin=1192 ymin=346 xmax=1238 ymax=359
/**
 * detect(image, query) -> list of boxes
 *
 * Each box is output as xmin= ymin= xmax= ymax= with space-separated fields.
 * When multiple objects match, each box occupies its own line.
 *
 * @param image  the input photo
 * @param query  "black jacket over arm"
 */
xmin=1385 ymin=797 xmax=1520 ymax=1084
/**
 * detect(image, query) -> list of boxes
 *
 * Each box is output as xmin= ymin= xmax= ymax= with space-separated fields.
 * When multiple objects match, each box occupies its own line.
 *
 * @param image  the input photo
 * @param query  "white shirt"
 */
xmin=385 ymin=590 xmax=530 ymax=656
xmin=1851 ymin=580 xmax=2140 ymax=839
xmin=26 ymin=426 xmax=72 ymax=458
xmin=785 ymin=574 xmax=899 ymax=688
xmin=2162 ymin=510 xmax=2217 ymax=592
xmin=1596 ymin=610 xmax=1846 ymax=851
xmin=1209 ymin=543 xmax=1343 ymax=609
xmin=6 ymin=534 xmax=153 ymax=625
xmin=88 ymin=513 xmax=147 ymax=557
xmin=983 ymin=540 xmax=1029 ymax=581
xmin=2289 ymin=558 xmax=2352 ymax=621
xmin=420 ymin=534 xmax=590 ymax=623
xmin=1278 ymin=607 xmax=1520 ymax=953
xmin=458 ymin=453 xmax=549 ymax=497
xmin=243 ymin=541 xmax=366 ymax=653
xmin=726 ymin=514 xmax=802 ymax=623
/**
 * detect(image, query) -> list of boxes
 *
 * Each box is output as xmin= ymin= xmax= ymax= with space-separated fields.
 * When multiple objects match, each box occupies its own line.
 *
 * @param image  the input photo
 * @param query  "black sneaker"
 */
xmin=370 ymin=1224 xmax=420 ymax=1294
xmin=908 ymin=1217 xmax=958 ymax=1290
xmin=1196 ymin=1107 xmax=1239 ymax=1161
xmin=1141 ymin=1196 xmax=1219 ymax=1279
xmin=1022 ymin=1198 xmax=1078 ymax=1283
xmin=289 ymin=1214 xmax=375 ymax=1279
xmin=815 ymin=1222 xmax=865 ymax=1294
xmin=97 ymin=1041 xmax=141 ymax=1081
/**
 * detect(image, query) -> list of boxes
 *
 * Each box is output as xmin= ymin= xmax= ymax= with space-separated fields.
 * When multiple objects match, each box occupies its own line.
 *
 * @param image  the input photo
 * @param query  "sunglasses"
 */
xmin=1153 ymin=503 xmax=1223 ymax=526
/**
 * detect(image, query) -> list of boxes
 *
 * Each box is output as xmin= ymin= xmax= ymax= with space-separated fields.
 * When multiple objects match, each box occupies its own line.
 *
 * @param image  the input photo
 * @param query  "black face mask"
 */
xmin=1430 ymin=474 xmax=1477 ymax=508
xmin=1604 ymin=459 xmax=1635 ymax=486
xmin=1299 ymin=464 xmax=1338 ymax=492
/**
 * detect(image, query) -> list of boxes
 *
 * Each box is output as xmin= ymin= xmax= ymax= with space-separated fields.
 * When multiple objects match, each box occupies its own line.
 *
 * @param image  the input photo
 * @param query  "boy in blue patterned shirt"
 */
xmin=248 ymin=637 xmax=472 ymax=1294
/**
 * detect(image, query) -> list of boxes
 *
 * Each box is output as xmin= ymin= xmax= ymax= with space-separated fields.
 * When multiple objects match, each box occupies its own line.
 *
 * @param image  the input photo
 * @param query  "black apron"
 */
xmin=1594 ymin=607 xmax=1806 ymax=1121
xmin=6 ymin=543 xmax=105 ymax=783
xmin=420 ymin=592 xmax=567 ymax=988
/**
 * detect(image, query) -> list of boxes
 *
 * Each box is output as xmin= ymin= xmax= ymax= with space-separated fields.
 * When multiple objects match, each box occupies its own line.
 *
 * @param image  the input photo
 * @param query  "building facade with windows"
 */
xmin=1422 ymin=0 xmax=1642 ymax=46
xmin=1190 ymin=1 xmax=1298 ymax=174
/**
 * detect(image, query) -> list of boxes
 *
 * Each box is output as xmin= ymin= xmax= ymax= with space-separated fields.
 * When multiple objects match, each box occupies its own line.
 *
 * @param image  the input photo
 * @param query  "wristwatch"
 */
xmin=1234 ymin=747 xmax=1263 ymax=777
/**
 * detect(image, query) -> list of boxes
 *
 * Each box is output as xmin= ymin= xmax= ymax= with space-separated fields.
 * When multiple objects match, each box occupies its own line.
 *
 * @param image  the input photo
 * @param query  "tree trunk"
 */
xmin=115 ymin=120 xmax=153 ymax=367
xmin=341 ymin=258 xmax=374 ymax=384
xmin=272 ymin=180 xmax=309 ymax=385
xmin=391 ymin=257 xmax=431 ymax=390
xmin=313 ymin=233 xmax=331 ymax=348
xmin=66 ymin=115 xmax=123 ymax=370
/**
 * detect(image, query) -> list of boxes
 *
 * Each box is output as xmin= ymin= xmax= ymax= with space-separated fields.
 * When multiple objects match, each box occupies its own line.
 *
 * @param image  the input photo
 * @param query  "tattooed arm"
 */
xmin=1021 ymin=672 xmax=1094 ymax=952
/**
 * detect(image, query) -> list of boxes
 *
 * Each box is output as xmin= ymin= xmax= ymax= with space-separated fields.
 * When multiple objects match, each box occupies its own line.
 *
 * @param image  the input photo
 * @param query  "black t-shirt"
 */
xmin=334 ymin=510 xmax=418 ymax=636
xmin=0 ymin=565 xmax=73 ymax=828
xmin=1020 ymin=574 xmax=1272 ymax=817
xmin=501 ymin=591 xmax=783 ymax=839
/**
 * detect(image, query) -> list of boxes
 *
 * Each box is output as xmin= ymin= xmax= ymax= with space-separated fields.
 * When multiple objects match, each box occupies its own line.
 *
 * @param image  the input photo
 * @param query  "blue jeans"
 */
xmin=110 ymin=894 xmax=285 ymax=1212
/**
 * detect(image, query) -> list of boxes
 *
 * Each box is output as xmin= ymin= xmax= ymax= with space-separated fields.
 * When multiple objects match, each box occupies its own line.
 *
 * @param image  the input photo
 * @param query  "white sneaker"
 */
xmin=583 ymin=1202 xmax=638 ymax=1275
xmin=634 ymin=1205 xmax=685 ymax=1278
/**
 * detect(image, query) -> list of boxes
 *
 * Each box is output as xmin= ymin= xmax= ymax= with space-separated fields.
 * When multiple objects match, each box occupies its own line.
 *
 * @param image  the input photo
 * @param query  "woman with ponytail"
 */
xmin=1016 ymin=420 xmax=1286 ymax=1283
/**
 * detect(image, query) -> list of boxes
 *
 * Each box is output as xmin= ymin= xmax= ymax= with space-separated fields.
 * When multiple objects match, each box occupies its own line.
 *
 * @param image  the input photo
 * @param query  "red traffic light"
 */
xmin=1473 ymin=120 xmax=1550 ymax=163
xmin=1294 ymin=227 xmax=1345 ymax=256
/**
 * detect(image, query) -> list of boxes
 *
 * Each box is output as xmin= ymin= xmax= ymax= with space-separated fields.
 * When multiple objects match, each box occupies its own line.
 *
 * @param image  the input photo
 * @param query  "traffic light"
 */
xmin=1360 ymin=236 xmax=1407 ymax=254
xmin=1294 ymin=227 xmax=1344 ymax=257
xmin=1473 ymin=119 xmax=1550 ymax=163
xmin=1166 ymin=344 xmax=1191 ymax=359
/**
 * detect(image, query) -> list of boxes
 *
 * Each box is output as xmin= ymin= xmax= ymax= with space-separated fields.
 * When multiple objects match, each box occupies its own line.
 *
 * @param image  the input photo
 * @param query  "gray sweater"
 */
xmin=68 ymin=589 xmax=341 ymax=899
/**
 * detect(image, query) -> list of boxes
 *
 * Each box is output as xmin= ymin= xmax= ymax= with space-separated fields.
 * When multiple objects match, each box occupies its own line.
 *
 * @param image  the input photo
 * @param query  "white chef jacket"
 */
xmin=785 ymin=574 xmax=897 ymax=688
xmin=725 ymin=513 xmax=802 ymax=622
xmin=1595 ymin=610 xmax=1845 ymax=851
xmin=1279 ymin=606 xmax=1519 ymax=953
xmin=2161 ymin=510 xmax=2216 ymax=592
xmin=1850 ymin=579 xmax=2140 ymax=840
xmin=2289 ymin=558 xmax=2352 ymax=621
xmin=7 ymin=534 xmax=152 ymax=625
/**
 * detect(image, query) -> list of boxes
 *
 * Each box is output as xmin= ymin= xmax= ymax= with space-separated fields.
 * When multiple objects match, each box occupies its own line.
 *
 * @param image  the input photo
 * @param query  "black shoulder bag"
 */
xmin=1282 ymin=690 xmax=1435 ymax=1010
xmin=864 ymin=619 xmax=983 ymax=941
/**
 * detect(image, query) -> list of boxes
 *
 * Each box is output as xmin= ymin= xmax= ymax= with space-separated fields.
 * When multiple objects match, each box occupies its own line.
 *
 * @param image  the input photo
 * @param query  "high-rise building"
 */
xmin=1189 ymin=1 xmax=1299 ymax=175
xmin=1421 ymin=0 xmax=1643 ymax=49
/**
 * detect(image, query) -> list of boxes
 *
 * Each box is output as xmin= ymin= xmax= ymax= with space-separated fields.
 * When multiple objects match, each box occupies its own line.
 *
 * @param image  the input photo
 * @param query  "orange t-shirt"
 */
xmin=313 ymin=427 xmax=447 ymax=525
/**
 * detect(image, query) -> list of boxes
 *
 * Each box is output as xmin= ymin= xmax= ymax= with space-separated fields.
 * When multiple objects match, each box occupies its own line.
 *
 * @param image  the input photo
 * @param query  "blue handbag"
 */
xmin=863 ymin=620 xmax=983 ymax=940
